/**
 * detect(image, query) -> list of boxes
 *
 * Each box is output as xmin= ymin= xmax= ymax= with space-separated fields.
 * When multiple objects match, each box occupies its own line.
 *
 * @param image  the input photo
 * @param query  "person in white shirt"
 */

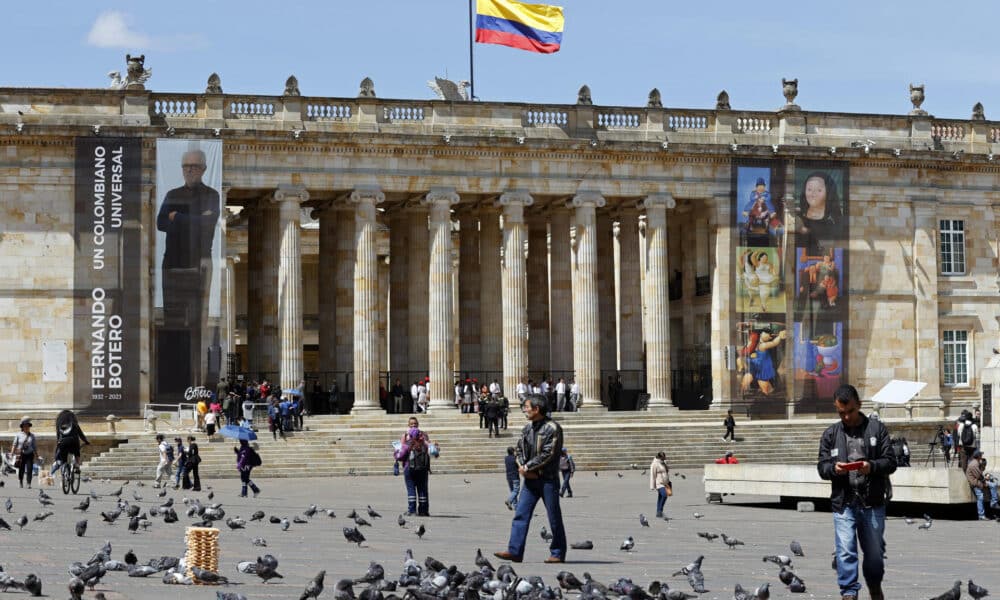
xmin=417 ymin=380 xmax=429 ymax=413
xmin=515 ymin=378 xmax=528 ymax=401
xmin=540 ymin=379 xmax=550 ymax=396
xmin=454 ymin=382 xmax=463 ymax=408
xmin=489 ymin=379 xmax=502 ymax=398
xmin=569 ymin=381 xmax=581 ymax=411
xmin=555 ymin=378 xmax=567 ymax=412
xmin=411 ymin=381 xmax=420 ymax=412
xmin=531 ymin=380 xmax=542 ymax=395
xmin=153 ymin=434 xmax=173 ymax=488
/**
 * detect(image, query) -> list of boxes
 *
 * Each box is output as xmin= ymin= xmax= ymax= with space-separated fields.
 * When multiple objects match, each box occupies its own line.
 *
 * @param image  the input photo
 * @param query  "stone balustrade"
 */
xmin=3 ymin=87 xmax=999 ymax=155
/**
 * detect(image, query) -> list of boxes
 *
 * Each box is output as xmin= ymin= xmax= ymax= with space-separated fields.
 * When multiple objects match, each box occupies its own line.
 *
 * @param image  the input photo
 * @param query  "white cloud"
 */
xmin=87 ymin=11 xmax=151 ymax=49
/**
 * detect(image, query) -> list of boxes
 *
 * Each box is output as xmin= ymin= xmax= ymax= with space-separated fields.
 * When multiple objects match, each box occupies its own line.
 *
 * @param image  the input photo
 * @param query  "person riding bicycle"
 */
xmin=49 ymin=411 xmax=90 ymax=476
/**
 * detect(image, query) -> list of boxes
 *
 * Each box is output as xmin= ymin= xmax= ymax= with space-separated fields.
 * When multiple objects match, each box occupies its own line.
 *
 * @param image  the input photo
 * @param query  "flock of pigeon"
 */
xmin=0 ymin=473 xmax=992 ymax=600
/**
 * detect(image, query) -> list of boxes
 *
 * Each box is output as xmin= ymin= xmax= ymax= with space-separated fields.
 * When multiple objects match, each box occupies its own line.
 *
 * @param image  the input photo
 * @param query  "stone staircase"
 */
xmin=80 ymin=410 xmax=943 ymax=480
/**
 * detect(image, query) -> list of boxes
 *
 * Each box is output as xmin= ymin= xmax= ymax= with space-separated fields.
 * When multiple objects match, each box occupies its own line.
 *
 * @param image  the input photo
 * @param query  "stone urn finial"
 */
xmin=358 ymin=77 xmax=376 ymax=98
xmin=283 ymin=75 xmax=301 ymax=97
xmin=122 ymin=54 xmax=152 ymax=90
xmin=205 ymin=72 xmax=223 ymax=94
xmin=647 ymin=88 xmax=662 ymax=108
xmin=781 ymin=78 xmax=800 ymax=111
xmin=972 ymin=102 xmax=986 ymax=121
xmin=909 ymin=84 xmax=927 ymax=116
xmin=716 ymin=90 xmax=731 ymax=111
xmin=577 ymin=85 xmax=593 ymax=106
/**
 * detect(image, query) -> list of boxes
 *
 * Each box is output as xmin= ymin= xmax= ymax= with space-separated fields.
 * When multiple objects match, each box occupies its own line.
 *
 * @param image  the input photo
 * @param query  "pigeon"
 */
xmin=540 ymin=526 xmax=553 ymax=542
xmin=639 ymin=514 xmax=649 ymax=527
xmin=304 ymin=505 xmax=318 ymax=518
xmin=127 ymin=504 xmax=142 ymax=518
xmin=333 ymin=577 xmax=355 ymax=600
xmin=326 ymin=509 xmax=337 ymax=517
xmin=22 ymin=574 xmax=41 ymax=596
xmin=76 ymin=519 xmax=88 ymax=537
xmin=762 ymin=555 xmax=793 ymax=567
xmin=216 ymin=593 xmax=248 ymax=600
xmin=661 ymin=584 xmax=697 ymax=600
xmin=415 ymin=523 xmax=426 ymax=539
xmin=68 ymin=576 xmax=85 ymax=600
xmin=301 ymin=570 xmax=326 ymax=599
xmin=251 ymin=510 xmax=265 ymax=521
xmin=78 ymin=563 xmax=107 ymax=589
xmin=191 ymin=566 xmax=228 ymax=584
xmin=348 ymin=509 xmax=358 ymax=519
xmin=90 ymin=489 xmax=99 ymax=499
xmin=425 ymin=556 xmax=446 ymax=572
xmin=969 ymin=579 xmax=990 ymax=600
xmin=778 ymin=566 xmax=795 ymax=585
xmin=269 ymin=516 xmax=282 ymax=524
xmin=754 ymin=582 xmax=771 ymax=599
xmin=158 ymin=488 xmax=167 ymax=498
xmin=281 ymin=517 xmax=291 ymax=531
xmin=128 ymin=515 xmax=140 ymax=533
xmin=672 ymin=556 xmax=706 ymax=594
xmin=354 ymin=516 xmax=372 ymax=527
xmin=790 ymin=540 xmax=804 ymax=556
xmin=721 ymin=533 xmax=744 ymax=549
xmin=226 ymin=517 xmax=247 ymax=530
xmin=903 ymin=516 xmax=914 ymax=525
xmin=697 ymin=532 xmax=719 ymax=542
xmin=163 ymin=571 xmax=193 ymax=585
xmin=33 ymin=510 xmax=54 ymax=522
xmin=207 ymin=490 xmax=215 ymax=500
xmin=355 ymin=561 xmax=385 ymax=584
xmin=367 ymin=505 xmax=382 ymax=518
xmin=160 ymin=497 xmax=174 ymax=508
xmin=252 ymin=537 xmax=267 ymax=547
xmin=124 ymin=549 xmax=137 ymax=565
xmin=919 ymin=518 xmax=933 ymax=530
xmin=398 ymin=514 xmax=407 ymax=528
xmin=127 ymin=565 xmax=158 ymax=577
xmin=733 ymin=583 xmax=756 ymax=600
xmin=693 ymin=512 xmax=704 ymax=519
xmin=132 ymin=490 xmax=142 ymax=502
xmin=255 ymin=556 xmax=284 ymax=583
xmin=294 ymin=516 xmax=309 ymax=524
xmin=570 ymin=540 xmax=594 ymax=550
xmin=620 ymin=536 xmax=635 ymax=552
xmin=787 ymin=577 xmax=806 ymax=593
xmin=110 ymin=486 xmax=122 ymax=498
xmin=37 ymin=496 xmax=54 ymax=507
xmin=38 ymin=489 xmax=52 ymax=501
xmin=557 ymin=571 xmax=584 ymax=591
xmin=929 ymin=581 xmax=961 ymax=600
xmin=344 ymin=526 xmax=366 ymax=546
xmin=3 ymin=498 xmax=10 ymax=513
xmin=100 ymin=509 xmax=121 ymax=523
xmin=16 ymin=515 xmax=28 ymax=529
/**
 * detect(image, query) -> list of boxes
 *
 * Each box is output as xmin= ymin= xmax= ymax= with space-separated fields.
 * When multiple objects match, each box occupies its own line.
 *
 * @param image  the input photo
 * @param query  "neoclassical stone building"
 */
xmin=0 ymin=68 xmax=996 ymax=419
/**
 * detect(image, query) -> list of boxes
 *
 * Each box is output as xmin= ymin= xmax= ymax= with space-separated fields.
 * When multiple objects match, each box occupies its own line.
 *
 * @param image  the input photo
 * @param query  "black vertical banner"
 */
xmin=73 ymin=137 xmax=142 ymax=414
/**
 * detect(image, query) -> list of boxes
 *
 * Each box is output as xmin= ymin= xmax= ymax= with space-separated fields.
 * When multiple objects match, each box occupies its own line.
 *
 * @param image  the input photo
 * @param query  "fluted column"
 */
xmin=549 ymin=208 xmax=573 ymax=375
xmin=527 ymin=212 xmax=550 ymax=378
xmin=407 ymin=208 xmax=430 ymax=377
xmin=424 ymin=188 xmax=460 ymax=409
xmin=388 ymin=210 xmax=409 ymax=376
xmin=273 ymin=185 xmax=308 ymax=391
xmin=709 ymin=195 xmax=734 ymax=408
xmin=247 ymin=199 xmax=280 ymax=378
xmin=597 ymin=211 xmax=617 ymax=401
xmin=352 ymin=186 xmax=385 ymax=411
xmin=378 ymin=255 xmax=389 ymax=378
xmin=223 ymin=255 xmax=239 ymax=379
xmin=479 ymin=207 xmax=503 ymax=378
xmin=458 ymin=210 xmax=482 ymax=375
xmin=315 ymin=202 xmax=336 ymax=377
xmin=499 ymin=191 xmax=533 ymax=402
xmin=642 ymin=193 xmax=676 ymax=409
xmin=618 ymin=207 xmax=643 ymax=372
xmin=334 ymin=203 xmax=356 ymax=377
xmin=571 ymin=191 xmax=605 ymax=408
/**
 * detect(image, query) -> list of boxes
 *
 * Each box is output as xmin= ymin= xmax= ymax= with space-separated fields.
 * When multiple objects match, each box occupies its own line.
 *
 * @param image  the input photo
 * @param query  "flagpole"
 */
xmin=469 ymin=0 xmax=476 ymax=101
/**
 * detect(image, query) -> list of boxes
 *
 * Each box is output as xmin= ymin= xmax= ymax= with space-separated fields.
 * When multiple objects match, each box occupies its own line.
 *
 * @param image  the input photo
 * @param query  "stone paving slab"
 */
xmin=0 ymin=466 xmax=995 ymax=600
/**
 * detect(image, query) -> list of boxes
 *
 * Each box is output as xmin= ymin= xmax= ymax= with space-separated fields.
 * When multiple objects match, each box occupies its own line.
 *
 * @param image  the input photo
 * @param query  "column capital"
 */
xmin=498 ymin=190 xmax=535 ymax=208
xmin=351 ymin=185 xmax=386 ymax=205
xmin=568 ymin=191 xmax=606 ymax=209
xmin=423 ymin=187 xmax=461 ymax=206
xmin=272 ymin=184 xmax=310 ymax=205
xmin=639 ymin=193 xmax=676 ymax=210
xmin=225 ymin=254 xmax=241 ymax=266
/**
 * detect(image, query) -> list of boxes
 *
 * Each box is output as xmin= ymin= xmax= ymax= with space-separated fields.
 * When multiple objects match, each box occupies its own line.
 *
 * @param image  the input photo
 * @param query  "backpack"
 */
xmin=248 ymin=448 xmax=262 ymax=467
xmin=408 ymin=442 xmax=430 ymax=472
xmin=960 ymin=423 xmax=975 ymax=447
xmin=164 ymin=444 xmax=175 ymax=462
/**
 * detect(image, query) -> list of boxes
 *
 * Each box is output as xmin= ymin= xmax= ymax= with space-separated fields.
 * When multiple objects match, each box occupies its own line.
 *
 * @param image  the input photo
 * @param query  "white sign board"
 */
xmin=871 ymin=380 xmax=926 ymax=405
xmin=42 ymin=340 xmax=68 ymax=382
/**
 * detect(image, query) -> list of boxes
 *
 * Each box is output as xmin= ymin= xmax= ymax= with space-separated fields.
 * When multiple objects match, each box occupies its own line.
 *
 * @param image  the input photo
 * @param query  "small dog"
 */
xmin=37 ymin=474 xmax=55 ymax=487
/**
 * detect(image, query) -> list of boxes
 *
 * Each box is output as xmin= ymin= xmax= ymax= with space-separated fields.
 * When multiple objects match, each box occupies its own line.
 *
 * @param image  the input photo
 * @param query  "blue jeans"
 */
xmin=656 ymin=487 xmax=668 ymax=516
xmin=506 ymin=477 xmax=520 ymax=506
xmin=403 ymin=466 xmax=429 ymax=515
xmin=506 ymin=477 xmax=567 ymax=559
xmin=560 ymin=472 xmax=573 ymax=497
xmin=972 ymin=481 xmax=999 ymax=517
xmin=833 ymin=502 xmax=886 ymax=597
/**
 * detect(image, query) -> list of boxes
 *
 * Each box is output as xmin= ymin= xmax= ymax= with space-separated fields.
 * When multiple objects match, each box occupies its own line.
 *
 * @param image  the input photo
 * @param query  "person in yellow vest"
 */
xmin=196 ymin=398 xmax=208 ymax=431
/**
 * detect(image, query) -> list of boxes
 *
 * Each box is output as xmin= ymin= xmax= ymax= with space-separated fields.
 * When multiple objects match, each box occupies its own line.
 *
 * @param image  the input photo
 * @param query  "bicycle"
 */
xmin=53 ymin=454 xmax=81 ymax=495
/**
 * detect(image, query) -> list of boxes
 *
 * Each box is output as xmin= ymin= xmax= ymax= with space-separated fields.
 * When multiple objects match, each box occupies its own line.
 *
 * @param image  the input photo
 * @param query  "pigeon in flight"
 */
xmin=697 ymin=532 xmax=718 ymax=542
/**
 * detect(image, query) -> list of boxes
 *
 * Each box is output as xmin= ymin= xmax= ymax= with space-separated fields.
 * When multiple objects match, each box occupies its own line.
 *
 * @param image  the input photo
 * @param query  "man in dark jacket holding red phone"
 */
xmin=818 ymin=384 xmax=896 ymax=600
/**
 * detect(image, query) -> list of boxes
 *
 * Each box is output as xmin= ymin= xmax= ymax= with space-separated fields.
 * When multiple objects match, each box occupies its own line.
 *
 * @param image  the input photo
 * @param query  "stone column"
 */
xmin=618 ymin=207 xmax=643 ymax=372
xmin=527 ymin=212 xmax=550 ymax=378
xmin=315 ymin=202 xmax=337 ymax=379
xmin=408 ymin=207 xmax=430 ymax=377
xmin=223 ymin=255 xmax=239 ymax=379
xmin=334 ymin=202 xmax=356 ymax=379
xmin=709 ymin=194 xmax=734 ymax=408
xmin=913 ymin=198 xmax=941 ymax=401
xmin=424 ymin=188 xmax=460 ymax=409
xmin=549 ymin=208 xmax=574 ymax=375
xmin=499 ymin=191 xmax=533 ymax=401
xmin=642 ymin=193 xmax=676 ymax=409
xmin=352 ymin=186 xmax=385 ymax=411
xmin=273 ymin=185 xmax=309 ymax=392
xmin=388 ymin=210 xmax=409 ymax=376
xmin=247 ymin=199 xmax=280 ymax=378
xmin=571 ymin=191 xmax=605 ymax=408
xmin=479 ymin=206 xmax=503 ymax=380
xmin=458 ymin=210 xmax=482 ymax=375
xmin=378 ymin=255 xmax=390 ymax=379
xmin=597 ymin=211 xmax=617 ymax=401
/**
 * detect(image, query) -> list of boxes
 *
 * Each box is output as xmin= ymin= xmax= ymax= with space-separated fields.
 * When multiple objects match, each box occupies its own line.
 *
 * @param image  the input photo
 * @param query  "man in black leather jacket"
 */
xmin=494 ymin=394 xmax=567 ymax=563
xmin=818 ymin=384 xmax=896 ymax=600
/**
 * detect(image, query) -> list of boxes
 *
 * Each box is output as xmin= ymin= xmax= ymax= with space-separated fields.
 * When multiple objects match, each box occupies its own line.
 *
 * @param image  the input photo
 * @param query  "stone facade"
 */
xmin=0 ymin=83 xmax=997 ymax=418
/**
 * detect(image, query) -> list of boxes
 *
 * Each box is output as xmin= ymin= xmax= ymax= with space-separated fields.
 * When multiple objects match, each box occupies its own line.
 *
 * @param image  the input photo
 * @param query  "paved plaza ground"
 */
xmin=0 ymin=467 xmax=994 ymax=599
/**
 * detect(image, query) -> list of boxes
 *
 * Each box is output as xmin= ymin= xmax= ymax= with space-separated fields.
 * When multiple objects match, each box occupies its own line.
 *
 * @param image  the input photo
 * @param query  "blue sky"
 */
xmin=4 ymin=1 xmax=999 ymax=119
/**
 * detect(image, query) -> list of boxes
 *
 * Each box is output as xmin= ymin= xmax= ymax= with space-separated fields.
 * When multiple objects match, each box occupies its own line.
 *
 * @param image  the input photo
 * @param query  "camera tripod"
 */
xmin=923 ymin=440 xmax=948 ymax=467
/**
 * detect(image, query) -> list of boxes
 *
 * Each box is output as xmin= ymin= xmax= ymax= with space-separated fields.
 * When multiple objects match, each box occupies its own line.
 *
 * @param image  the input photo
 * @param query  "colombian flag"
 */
xmin=475 ymin=0 xmax=564 ymax=54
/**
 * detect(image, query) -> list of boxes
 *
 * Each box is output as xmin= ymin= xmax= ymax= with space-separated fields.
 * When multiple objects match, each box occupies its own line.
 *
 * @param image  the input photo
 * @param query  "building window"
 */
xmin=942 ymin=330 xmax=969 ymax=386
xmin=939 ymin=219 xmax=965 ymax=275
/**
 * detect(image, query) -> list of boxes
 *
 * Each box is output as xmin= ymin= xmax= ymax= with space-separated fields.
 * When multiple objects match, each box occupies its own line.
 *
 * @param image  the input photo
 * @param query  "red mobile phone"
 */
xmin=842 ymin=461 xmax=865 ymax=471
